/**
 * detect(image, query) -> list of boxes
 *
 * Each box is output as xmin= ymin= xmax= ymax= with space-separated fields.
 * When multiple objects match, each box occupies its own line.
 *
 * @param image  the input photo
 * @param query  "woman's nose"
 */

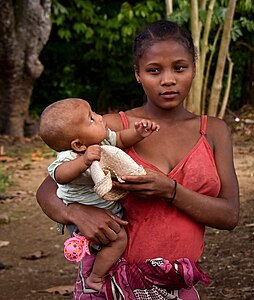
xmin=161 ymin=71 xmax=176 ymax=86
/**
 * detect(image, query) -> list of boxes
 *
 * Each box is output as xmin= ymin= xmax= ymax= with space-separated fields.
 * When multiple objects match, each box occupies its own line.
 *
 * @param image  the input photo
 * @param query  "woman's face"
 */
xmin=135 ymin=39 xmax=195 ymax=110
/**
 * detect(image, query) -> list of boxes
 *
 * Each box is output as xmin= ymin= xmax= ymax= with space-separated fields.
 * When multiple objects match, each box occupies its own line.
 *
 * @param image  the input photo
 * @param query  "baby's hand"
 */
xmin=83 ymin=145 xmax=101 ymax=167
xmin=135 ymin=119 xmax=160 ymax=138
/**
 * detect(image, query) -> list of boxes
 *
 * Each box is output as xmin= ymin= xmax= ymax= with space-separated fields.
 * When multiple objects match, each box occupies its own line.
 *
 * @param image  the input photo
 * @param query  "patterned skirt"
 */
xmin=73 ymin=254 xmax=211 ymax=300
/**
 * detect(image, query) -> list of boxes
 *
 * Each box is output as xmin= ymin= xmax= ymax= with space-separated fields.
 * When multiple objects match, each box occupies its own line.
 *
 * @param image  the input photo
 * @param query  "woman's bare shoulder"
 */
xmin=206 ymin=116 xmax=230 ymax=133
xmin=103 ymin=107 xmax=144 ymax=131
xmin=103 ymin=113 xmax=123 ymax=131
xmin=206 ymin=116 xmax=232 ymax=147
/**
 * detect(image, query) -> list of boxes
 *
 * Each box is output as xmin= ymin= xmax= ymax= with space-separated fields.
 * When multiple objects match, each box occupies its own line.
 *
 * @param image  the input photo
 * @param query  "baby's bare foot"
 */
xmin=86 ymin=275 xmax=104 ymax=292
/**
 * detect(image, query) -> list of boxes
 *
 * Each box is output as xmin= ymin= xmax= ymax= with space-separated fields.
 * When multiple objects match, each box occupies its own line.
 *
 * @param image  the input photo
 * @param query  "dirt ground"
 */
xmin=0 ymin=120 xmax=253 ymax=300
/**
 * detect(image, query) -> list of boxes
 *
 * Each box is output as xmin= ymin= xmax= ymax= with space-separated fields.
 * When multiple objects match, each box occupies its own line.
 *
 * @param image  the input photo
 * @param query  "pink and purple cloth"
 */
xmin=73 ymin=255 xmax=211 ymax=299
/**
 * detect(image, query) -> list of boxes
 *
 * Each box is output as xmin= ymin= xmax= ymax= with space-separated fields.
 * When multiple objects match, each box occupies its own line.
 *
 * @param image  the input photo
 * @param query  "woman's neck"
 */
xmin=140 ymin=102 xmax=191 ymax=122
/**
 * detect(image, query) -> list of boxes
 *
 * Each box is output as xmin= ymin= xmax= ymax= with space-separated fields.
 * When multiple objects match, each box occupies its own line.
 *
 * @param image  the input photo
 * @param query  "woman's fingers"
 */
xmin=113 ymin=169 xmax=171 ymax=198
xmin=84 ymin=224 xmax=118 ymax=245
xmin=68 ymin=204 xmax=127 ymax=245
xmin=92 ymin=215 xmax=127 ymax=245
xmin=121 ymin=173 xmax=151 ymax=184
xmin=93 ymin=228 xmax=116 ymax=245
xmin=114 ymin=172 xmax=153 ymax=190
xmin=107 ymin=212 xmax=128 ymax=228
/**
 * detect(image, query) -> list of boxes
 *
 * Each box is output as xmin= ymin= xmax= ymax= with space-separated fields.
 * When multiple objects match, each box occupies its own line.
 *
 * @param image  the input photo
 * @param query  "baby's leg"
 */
xmin=86 ymin=226 xmax=127 ymax=291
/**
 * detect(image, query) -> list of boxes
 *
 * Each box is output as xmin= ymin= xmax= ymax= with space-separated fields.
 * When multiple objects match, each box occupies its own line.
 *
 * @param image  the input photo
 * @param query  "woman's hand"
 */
xmin=67 ymin=204 xmax=128 ymax=245
xmin=37 ymin=176 xmax=128 ymax=245
xmin=113 ymin=168 xmax=174 ymax=199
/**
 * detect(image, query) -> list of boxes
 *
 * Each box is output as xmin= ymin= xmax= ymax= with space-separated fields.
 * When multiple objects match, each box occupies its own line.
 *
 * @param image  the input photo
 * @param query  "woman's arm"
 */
xmin=36 ymin=175 xmax=68 ymax=223
xmin=36 ymin=176 xmax=128 ymax=244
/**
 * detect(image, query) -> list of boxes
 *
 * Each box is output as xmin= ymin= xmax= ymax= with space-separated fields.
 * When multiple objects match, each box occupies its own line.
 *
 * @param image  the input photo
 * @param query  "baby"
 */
xmin=39 ymin=98 xmax=159 ymax=291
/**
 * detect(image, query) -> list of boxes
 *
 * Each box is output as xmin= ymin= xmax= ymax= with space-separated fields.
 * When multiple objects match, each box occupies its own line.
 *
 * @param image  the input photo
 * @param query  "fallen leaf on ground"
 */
xmin=0 ymin=240 xmax=10 ymax=248
xmin=31 ymin=151 xmax=44 ymax=161
xmin=38 ymin=285 xmax=74 ymax=295
xmin=245 ymin=223 xmax=254 ymax=227
xmin=0 ymin=155 xmax=16 ymax=162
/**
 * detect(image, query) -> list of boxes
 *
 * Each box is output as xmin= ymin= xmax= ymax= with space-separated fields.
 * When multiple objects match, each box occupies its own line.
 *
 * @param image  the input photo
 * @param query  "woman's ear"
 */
xmin=71 ymin=139 xmax=87 ymax=152
xmin=134 ymin=65 xmax=141 ymax=83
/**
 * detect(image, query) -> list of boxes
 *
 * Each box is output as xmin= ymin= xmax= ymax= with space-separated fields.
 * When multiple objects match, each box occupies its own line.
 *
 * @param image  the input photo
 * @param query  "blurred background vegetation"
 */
xmin=0 ymin=0 xmax=253 ymax=137
xmin=31 ymin=0 xmax=254 ymax=116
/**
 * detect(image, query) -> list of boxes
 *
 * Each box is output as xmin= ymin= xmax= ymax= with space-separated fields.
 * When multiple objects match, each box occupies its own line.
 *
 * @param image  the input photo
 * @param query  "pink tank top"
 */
xmin=119 ymin=112 xmax=221 ymax=264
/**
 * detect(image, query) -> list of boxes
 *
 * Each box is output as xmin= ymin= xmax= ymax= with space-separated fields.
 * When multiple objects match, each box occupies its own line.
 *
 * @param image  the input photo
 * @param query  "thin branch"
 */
xmin=200 ymin=0 xmax=216 ymax=86
xmin=218 ymin=54 xmax=234 ymax=119
xmin=201 ymin=25 xmax=222 ymax=114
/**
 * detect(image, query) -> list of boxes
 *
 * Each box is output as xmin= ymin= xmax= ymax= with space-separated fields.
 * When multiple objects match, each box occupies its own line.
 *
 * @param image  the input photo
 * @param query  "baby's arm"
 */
xmin=115 ymin=119 xmax=160 ymax=149
xmin=54 ymin=145 xmax=101 ymax=184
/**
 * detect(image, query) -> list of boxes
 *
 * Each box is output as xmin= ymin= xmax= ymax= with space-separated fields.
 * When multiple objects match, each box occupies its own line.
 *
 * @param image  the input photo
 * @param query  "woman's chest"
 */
xmin=133 ymin=127 xmax=201 ymax=174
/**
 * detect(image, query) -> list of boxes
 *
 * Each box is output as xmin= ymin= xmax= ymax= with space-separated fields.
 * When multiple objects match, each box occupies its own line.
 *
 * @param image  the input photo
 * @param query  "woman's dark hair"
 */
xmin=133 ymin=20 xmax=196 ymax=66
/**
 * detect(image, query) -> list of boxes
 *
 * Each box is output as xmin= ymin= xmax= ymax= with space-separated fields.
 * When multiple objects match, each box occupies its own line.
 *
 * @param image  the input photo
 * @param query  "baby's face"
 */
xmin=75 ymin=101 xmax=108 ymax=146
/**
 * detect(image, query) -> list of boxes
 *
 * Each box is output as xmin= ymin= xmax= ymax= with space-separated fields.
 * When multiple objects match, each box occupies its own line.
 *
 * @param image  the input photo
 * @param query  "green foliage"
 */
xmin=32 ymin=0 xmax=165 ymax=114
xmin=231 ymin=15 xmax=254 ymax=42
xmin=212 ymin=6 xmax=227 ymax=25
xmin=169 ymin=1 xmax=190 ymax=24
xmin=31 ymin=0 xmax=254 ymax=116
xmin=230 ymin=1 xmax=254 ymax=108
xmin=231 ymin=22 xmax=242 ymax=41
xmin=239 ymin=17 xmax=254 ymax=32
xmin=0 ymin=164 xmax=14 ymax=193
xmin=237 ymin=0 xmax=253 ymax=11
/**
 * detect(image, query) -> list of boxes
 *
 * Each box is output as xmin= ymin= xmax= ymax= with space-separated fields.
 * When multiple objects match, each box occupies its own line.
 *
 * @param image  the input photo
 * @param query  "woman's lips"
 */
xmin=159 ymin=91 xmax=178 ymax=99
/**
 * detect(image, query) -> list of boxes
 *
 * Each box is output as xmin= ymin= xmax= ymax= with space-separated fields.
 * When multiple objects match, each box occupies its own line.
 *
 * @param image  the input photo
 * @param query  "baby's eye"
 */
xmin=90 ymin=116 xmax=94 ymax=124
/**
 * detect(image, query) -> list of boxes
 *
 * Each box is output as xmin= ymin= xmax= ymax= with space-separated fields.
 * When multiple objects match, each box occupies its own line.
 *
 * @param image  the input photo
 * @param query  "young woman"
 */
xmin=37 ymin=20 xmax=239 ymax=299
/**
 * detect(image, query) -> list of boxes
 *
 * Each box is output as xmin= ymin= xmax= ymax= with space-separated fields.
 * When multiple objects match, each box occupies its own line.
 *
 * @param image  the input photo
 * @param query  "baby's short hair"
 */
xmin=39 ymin=98 xmax=85 ymax=151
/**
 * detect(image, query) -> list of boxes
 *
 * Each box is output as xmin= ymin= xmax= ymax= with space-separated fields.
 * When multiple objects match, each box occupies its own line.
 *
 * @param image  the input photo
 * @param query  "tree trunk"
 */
xmin=189 ymin=0 xmax=202 ymax=114
xmin=200 ymin=0 xmax=216 ymax=91
xmin=0 ymin=0 xmax=51 ymax=137
xmin=201 ymin=25 xmax=222 ymax=114
xmin=208 ymin=0 xmax=236 ymax=116
xmin=165 ymin=0 xmax=173 ymax=18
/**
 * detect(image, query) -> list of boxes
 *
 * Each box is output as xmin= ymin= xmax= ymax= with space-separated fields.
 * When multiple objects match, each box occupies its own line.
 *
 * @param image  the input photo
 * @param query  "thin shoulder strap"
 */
xmin=200 ymin=115 xmax=207 ymax=135
xmin=118 ymin=111 xmax=129 ymax=129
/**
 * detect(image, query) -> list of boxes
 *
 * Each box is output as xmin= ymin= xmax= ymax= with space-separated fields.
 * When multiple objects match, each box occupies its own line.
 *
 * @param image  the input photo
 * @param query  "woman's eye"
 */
xmin=175 ymin=66 xmax=186 ymax=71
xmin=90 ymin=117 xmax=94 ymax=124
xmin=148 ymin=68 xmax=160 ymax=74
